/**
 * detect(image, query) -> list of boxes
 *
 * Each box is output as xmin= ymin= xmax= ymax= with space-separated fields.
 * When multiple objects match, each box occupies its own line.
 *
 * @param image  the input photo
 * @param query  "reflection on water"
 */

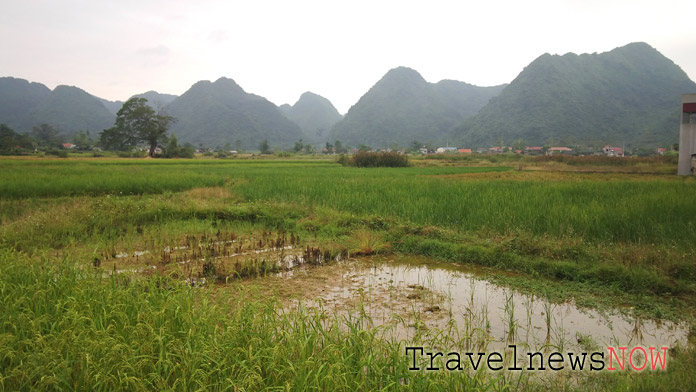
xmin=275 ymin=256 xmax=688 ymax=352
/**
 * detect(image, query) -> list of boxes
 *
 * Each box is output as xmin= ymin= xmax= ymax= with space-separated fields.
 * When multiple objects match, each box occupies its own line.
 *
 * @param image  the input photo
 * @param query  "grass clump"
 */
xmin=340 ymin=151 xmax=409 ymax=167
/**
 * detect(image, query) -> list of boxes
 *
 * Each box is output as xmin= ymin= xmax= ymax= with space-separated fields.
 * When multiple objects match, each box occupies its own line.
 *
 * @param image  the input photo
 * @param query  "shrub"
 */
xmin=343 ymin=151 xmax=409 ymax=168
xmin=46 ymin=149 xmax=69 ymax=158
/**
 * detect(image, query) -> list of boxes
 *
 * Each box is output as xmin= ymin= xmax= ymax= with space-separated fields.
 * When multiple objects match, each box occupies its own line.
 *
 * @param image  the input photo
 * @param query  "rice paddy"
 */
xmin=1 ymin=156 xmax=695 ymax=390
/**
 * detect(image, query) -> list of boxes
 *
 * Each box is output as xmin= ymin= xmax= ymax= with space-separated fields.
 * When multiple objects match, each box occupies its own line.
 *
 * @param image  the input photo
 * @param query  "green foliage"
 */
xmin=166 ymin=78 xmax=304 ymax=149
xmin=334 ymin=140 xmax=346 ymax=153
xmin=1 ymin=158 xmax=695 ymax=390
xmin=346 ymin=151 xmax=410 ymax=167
xmin=259 ymin=139 xmax=271 ymax=154
xmin=30 ymin=85 xmax=114 ymax=137
xmin=30 ymin=123 xmax=64 ymax=148
xmin=0 ymin=77 xmax=51 ymax=132
xmin=71 ymin=130 xmax=94 ymax=150
xmin=162 ymin=134 xmax=194 ymax=158
xmin=283 ymin=92 xmax=342 ymax=142
xmin=529 ymin=154 xmax=677 ymax=166
xmin=0 ymin=252 xmax=473 ymax=390
xmin=454 ymin=42 xmax=696 ymax=148
xmin=100 ymin=98 xmax=174 ymax=157
xmin=329 ymin=67 xmax=505 ymax=148
xmin=0 ymin=123 xmax=35 ymax=154
xmin=45 ymin=149 xmax=69 ymax=158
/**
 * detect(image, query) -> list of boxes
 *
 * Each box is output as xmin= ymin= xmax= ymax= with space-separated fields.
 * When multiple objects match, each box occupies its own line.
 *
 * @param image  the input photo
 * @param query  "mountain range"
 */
xmin=1 ymin=42 xmax=694 ymax=149
xmin=165 ymin=77 xmax=305 ymax=149
xmin=451 ymin=42 xmax=696 ymax=147
xmin=329 ymin=67 xmax=505 ymax=147
xmin=279 ymin=92 xmax=343 ymax=143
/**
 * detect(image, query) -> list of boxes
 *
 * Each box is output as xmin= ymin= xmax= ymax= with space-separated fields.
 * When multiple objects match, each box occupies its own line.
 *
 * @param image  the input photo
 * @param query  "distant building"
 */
xmin=603 ymin=145 xmax=624 ymax=157
xmin=657 ymin=148 xmax=666 ymax=155
xmin=458 ymin=148 xmax=472 ymax=153
xmin=61 ymin=143 xmax=76 ymax=149
xmin=436 ymin=147 xmax=458 ymax=153
xmin=548 ymin=146 xmax=573 ymax=155
xmin=525 ymin=146 xmax=544 ymax=155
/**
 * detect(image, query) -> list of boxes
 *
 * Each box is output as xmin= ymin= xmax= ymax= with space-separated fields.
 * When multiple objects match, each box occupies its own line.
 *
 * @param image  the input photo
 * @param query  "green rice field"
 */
xmin=1 ymin=156 xmax=695 ymax=391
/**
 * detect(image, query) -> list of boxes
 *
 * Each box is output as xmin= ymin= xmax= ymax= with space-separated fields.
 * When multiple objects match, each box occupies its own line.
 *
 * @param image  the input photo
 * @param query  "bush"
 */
xmin=46 ymin=150 xmax=69 ymax=158
xmin=116 ymin=151 xmax=146 ymax=158
xmin=341 ymin=151 xmax=409 ymax=168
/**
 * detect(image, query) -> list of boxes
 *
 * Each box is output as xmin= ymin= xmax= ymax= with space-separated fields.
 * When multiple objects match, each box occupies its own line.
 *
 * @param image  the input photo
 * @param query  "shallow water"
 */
xmin=271 ymin=256 xmax=689 ymax=352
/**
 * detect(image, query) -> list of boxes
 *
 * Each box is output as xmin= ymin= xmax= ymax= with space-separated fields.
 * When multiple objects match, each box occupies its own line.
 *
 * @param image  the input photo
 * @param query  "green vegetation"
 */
xmin=343 ymin=151 xmax=410 ymax=167
xmin=1 ymin=252 xmax=485 ymax=390
xmin=100 ymin=97 xmax=174 ymax=157
xmin=1 ymin=156 xmax=695 ymax=390
xmin=166 ymin=77 xmax=305 ymax=149
xmin=454 ymin=42 xmax=696 ymax=148
xmin=281 ymin=91 xmax=343 ymax=142
xmin=329 ymin=67 xmax=505 ymax=147
xmin=0 ymin=77 xmax=52 ymax=132
xmin=0 ymin=124 xmax=35 ymax=154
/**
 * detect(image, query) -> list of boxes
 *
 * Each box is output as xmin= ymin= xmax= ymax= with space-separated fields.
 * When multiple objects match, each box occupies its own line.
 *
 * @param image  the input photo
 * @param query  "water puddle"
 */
xmin=263 ymin=256 xmax=689 ymax=353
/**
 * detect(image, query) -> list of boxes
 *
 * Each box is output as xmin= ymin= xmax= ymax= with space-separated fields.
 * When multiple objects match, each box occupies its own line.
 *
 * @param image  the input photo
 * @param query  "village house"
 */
xmin=524 ymin=146 xmax=544 ymax=155
xmin=547 ymin=146 xmax=573 ymax=155
xmin=603 ymin=145 xmax=624 ymax=157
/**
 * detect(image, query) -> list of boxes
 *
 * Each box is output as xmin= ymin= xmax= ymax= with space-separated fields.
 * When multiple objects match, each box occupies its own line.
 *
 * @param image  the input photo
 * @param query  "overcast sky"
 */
xmin=1 ymin=0 xmax=694 ymax=114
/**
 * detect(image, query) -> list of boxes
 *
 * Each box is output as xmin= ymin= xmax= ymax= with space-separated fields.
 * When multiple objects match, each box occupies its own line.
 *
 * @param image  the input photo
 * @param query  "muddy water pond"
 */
xmin=248 ymin=255 xmax=689 ymax=353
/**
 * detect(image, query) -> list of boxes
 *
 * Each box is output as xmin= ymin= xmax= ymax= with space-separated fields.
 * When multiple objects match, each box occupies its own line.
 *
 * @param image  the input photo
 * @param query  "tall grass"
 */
xmin=2 ymin=158 xmax=694 ymax=247
xmin=0 ymin=249 xmax=489 ymax=391
xmin=235 ymin=166 xmax=696 ymax=248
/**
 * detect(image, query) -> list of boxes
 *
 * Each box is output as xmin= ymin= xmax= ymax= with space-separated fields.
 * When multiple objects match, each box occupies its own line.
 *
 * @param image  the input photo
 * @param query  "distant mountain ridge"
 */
xmin=1 ymin=41 xmax=694 ymax=149
xmin=0 ymin=77 xmax=114 ymax=137
xmin=0 ymin=77 xmax=52 ymax=132
xmin=281 ymin=92 xmax=343 ymax=142
xmin=29 ymin=85 xmax=115 ymax=135
xmin=452 ymin=42 xmax=696 ymax=147
xmin=165 ymin=77 xmax=305 ymax=149
xmin=329 ymin=67 xmax=506 ymax=147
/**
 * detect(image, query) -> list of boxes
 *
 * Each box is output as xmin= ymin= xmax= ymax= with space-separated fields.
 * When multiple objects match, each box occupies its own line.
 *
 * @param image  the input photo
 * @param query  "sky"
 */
xmin=1 ymin=0 xmax=694 ymax=114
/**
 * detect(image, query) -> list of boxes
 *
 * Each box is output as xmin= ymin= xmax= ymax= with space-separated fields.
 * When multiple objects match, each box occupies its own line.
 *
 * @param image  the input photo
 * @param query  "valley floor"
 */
xmin=0 ymin=155 xmax=694 ymax=391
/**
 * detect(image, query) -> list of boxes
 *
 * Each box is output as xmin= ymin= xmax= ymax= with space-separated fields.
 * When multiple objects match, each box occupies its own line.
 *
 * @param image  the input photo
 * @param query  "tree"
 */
xmin=259 ymin=139 xmax=271 ymax=154
xmin=143 ymin=108 xmax=174 ymax=157
xmin=409 ymin=140 xmax=422 ymax=152
xmin=99 ymin=98 xmax=174 ymax=157
xmin=512 ymin=138 xmax=526 ymax=152
xmin=163 ymin=134 xmax=194 ymax=158
xmin=334 ymin=140 xmax=345 ymax=154
xmin=31 ymin=124 xmax=64 ymax=149
xmin=1 ymin=124 xmax=35 ymax=153
xmin=293 ymin=139 xmax=303 ymax=153
xmin=71 ymin=130 xmax=93 ymax=150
